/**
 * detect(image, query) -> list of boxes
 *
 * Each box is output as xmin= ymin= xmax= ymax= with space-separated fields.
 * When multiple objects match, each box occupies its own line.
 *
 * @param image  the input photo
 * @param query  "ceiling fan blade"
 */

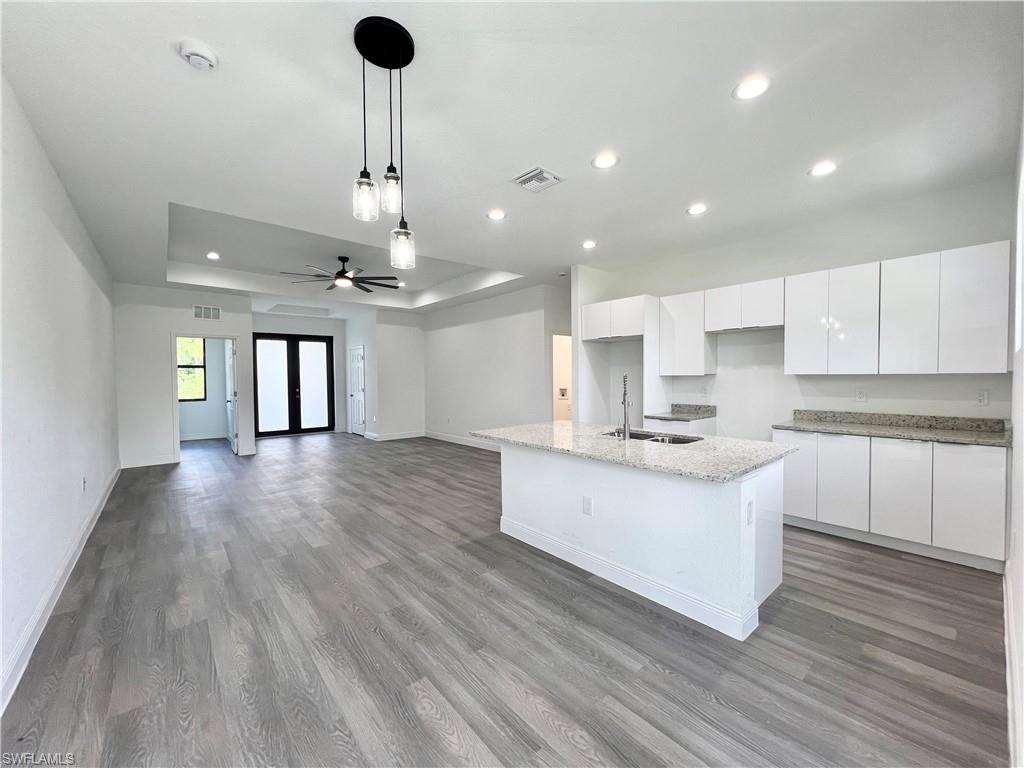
xmin=355 ymin=276 xmax=398 ymax=281
xmin=305 ymin=264 xmax=336 ymax=276
xmin=325 ymin=283 xmax=337 ymax=291
xmin=354 ymin=283 xmax=373 ymax=293
xmin=280 ymin=271 xmax=326 ymax=277
xmin=345 ymin=267 xmax=364 ymax=278
xmin=291 ymin=278 xmax=333 ymax=283
xmin=357 ymin=280 xmax=400 ymax=290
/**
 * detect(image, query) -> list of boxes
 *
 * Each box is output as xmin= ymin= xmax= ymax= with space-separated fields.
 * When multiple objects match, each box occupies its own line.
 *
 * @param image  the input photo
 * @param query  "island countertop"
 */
xmin=470 ymin=421 xmax=795 ymax=483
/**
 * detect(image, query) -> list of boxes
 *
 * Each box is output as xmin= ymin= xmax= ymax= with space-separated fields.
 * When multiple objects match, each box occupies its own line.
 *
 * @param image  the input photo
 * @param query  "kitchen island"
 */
xmin=471 ymin=421 xmax=795 ymax=640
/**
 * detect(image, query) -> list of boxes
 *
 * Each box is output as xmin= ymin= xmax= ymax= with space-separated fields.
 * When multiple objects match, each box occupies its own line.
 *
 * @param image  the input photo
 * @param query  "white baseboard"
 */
xmin=120 ymin=453 xmax=176 ymax=469
xmin=784 ymin=515 xmax=1005 ymax=573
xmin=1005 ymin=571 xmax=1022 ymax=767
xmin=180 ymin=432 xmax=228 ymax=441
xmin=1 ymin=467 xmax=120 ymax=714
xmin=364 ymin=430 xmax=425 ymax=442
xmin=501 ymin=518 xmax=758 ymax=640
xmin=425 ymin=430 xmax=499 ymax=452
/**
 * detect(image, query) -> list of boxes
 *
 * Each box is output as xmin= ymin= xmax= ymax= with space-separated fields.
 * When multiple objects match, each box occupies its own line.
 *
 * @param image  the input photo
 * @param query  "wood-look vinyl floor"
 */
xmin=2 ymin=434 xmax=1009 ymax=767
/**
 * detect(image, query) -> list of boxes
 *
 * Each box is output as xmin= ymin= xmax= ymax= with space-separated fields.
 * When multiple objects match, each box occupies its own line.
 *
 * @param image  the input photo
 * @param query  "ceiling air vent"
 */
xmin=193 ymin=304 xmax=222 ymax=321
xmin=511 ymin=166 xmax=562 ymax=192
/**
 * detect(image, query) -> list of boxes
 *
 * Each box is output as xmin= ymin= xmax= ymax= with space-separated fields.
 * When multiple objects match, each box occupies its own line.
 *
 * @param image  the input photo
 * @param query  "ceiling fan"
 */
xmin=280 ymin=256 xmax=401 ymax=293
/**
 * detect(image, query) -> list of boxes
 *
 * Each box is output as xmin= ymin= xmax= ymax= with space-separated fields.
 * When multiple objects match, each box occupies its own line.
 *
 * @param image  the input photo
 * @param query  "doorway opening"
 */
xmin=176 ymin=335 xmax=239 ymax=454
xmin=553 ymin=334 xmax=572 ymax=420
xmin=253 ymin=333 xmax=335 ymax=437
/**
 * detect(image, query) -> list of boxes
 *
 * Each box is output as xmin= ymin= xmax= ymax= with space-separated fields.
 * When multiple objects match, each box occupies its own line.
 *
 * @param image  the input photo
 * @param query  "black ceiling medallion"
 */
xmin=354 ymin=16 xmax=415 ymax=70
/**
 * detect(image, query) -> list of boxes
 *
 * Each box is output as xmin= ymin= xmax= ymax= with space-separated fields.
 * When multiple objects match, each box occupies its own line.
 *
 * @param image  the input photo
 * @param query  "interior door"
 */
xmin=348 ymin=345 xmax=366 ymax=435
xmin=224 ymin=338 xmax=238 ymax=453
xmin=254 ymin=333 xmax=335 ymax=437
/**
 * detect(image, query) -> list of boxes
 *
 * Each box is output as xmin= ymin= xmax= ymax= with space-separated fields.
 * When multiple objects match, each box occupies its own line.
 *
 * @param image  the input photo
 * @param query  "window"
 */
xmin=177 ymin=337 xmax=207 ymax=401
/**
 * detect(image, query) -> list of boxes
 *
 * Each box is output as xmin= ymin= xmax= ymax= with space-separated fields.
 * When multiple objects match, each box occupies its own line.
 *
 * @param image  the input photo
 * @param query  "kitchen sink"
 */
xmin=603 ymin=428 xmax=703 ymax=444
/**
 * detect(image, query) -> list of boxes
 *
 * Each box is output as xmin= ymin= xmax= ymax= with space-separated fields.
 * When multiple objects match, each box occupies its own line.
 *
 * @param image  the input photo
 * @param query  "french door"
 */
xmin=254 ymin=333 xmax=335 ymax=437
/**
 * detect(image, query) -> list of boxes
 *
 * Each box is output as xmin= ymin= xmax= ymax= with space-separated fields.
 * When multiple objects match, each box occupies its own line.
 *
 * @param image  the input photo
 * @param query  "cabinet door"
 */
xmin=610 ymin=296 xmax=646 ymax=337
xmin=659 ymin=292 xmax=715 ymax=375
xmin=827 ymin=262 xmax=879 ymax=374
xmin=581 ymin=302 xmax=611 ymax=341
xmin=783 ymin=271 xmax=829 ymax=374
xmin=704 ymin=285 xmax=742 ymax=332
xmin=816 ymin=434 xmax=870 ymax=531
xmin=870 ymin=438 xmax=932 ymax=544
xmin=772 ymin=429 xmax=817 ymax=521
xmin=741 ymin=278 xmax=784 ymax=328
xmin=932 ymin=443 xmax=1007 ymax=559
xmin=938 ymin=241 xmax=1010 ymax=374
xmin=879 ymin=253 xmax=939 ymax=374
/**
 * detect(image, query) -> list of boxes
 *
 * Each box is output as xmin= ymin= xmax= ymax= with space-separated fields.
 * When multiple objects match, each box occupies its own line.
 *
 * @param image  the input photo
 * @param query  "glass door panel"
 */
xmin=256 ymin=339 xmax=289 ymax=432
xmin=254 ymin=333 xmax=334 ymax=436
xmin=299 ymin=340 xmax=329 ymax=429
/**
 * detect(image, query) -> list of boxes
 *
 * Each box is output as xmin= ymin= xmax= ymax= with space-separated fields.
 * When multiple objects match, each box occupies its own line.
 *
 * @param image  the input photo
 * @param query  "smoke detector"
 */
xmin=177 ymin=38 xmax=218 ymax=71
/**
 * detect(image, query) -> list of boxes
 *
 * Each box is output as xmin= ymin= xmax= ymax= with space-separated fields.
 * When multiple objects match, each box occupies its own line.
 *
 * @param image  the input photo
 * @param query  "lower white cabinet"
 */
xmin=772 ymin=429 xmax=817 ymax=521
xmin=816 ymin=434 xmax=870 ymax=531
xmin=870 ymin=438 xmax=932 ymax=544
xmin=932 ymin=444 xmax=1007 ymax=560
xmin=644 ymin=418 xmax=717 ymax=436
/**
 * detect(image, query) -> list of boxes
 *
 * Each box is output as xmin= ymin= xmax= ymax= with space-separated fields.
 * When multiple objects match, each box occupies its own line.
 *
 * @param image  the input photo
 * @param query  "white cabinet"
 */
xmin=581 ymin=296 xmax=647 ymax=341
xmin=783 ymin=270 xmax=829 ymax=374
xmin=772 ymin=429 xmax=817 ymax=521
xmin=644 ymin=418 xmax=717 ymax=436
xmin=870 ymin=438 xmax=932 ymax=544
xmin=932 ymin=444 xmax=1007 ymax=559
xmin=816 ymin=434 xmax=870 ymax=531
xmin=610 ymin=296 xmax=646 ymax=338
xmin=826 ymin=262 xmax=879 ymax=375
xmin=660 ymin=292 xmax=716 ymax=375
xmin=581 ymin=302 xmax=611 ymax=341
xmin=879 ymin=253 xmax=940 ymax=374
xmin=938 ymin=241 xmax=1010 ymax=374
xmin=741 ymin=278 xmax=784 ymax=328
xmin=704 ymin=285 xmax=742 ymax=332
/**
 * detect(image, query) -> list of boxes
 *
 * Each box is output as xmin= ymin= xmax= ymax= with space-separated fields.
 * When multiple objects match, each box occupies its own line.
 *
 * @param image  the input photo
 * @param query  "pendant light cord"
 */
xmin=399 ymin=66 xmax=405 ymax=220
xmin=388 ymin=69 xmax=394 ymax=166
xmin=361 ymin=57 xmax=368 ymax=172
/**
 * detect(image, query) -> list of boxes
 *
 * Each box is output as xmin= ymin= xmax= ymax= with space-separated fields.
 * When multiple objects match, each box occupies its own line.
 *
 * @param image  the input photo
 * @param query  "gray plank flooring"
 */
xmin=2 ymin=434 xmax=1009 ymax=766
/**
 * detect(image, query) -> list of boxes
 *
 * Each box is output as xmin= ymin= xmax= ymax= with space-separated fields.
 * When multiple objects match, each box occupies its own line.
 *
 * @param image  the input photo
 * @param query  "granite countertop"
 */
xmin=470 ymin=421 xmax=794 ymax=483
xmin=771 ymin=410 xmax=1011 ymax=448
xmin=644 ymin=403 xmax=717 ymax=422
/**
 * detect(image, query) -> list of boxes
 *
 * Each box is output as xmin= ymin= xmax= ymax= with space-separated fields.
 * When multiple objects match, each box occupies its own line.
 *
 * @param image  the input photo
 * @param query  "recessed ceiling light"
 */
xmin=686 ymin=203 xmax=708 ymax=216
xmin=581 ymin=240 xmax=597 ymax=250
xmin=206 ymin=251 xmax=220 ymax=260
xmin=591 ymin=151 xmax=618 ymax=169
xmin=398 ymin=281 xmax=406 ymax=287
xmin=809 ymin=159 xmax=837 ymax=177
xmin=732 ymin=74 xmax=771 ymax=100
xmin=487 ymin=208 xmax=506 ymax=221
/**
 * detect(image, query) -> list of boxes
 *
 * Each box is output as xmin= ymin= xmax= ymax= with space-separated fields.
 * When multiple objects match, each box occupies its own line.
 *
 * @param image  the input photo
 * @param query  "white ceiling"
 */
xmin=3 ymin=2 xmax=1021 ymax=311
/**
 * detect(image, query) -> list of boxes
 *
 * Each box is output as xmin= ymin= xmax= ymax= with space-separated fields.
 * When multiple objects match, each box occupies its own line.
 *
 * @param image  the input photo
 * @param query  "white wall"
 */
xmin=553 ymin=335 xmax=572 ymax=420
xmin=1 ymin=79 xmax=120 ymax=708
xmin=113 ymin=284 xmax=256 ymax=467
xmin=423 ymin=284 xmax=570 ymax=448
xmin=374 ymin=311 xmax=425 ymax=440
xmin=252 ymin=314 xmax=347 ymax=432
xmin=574 ymin=175 xmax=1017 ymax=437
xmin=178 ymin=337 xmax=229 ymax=441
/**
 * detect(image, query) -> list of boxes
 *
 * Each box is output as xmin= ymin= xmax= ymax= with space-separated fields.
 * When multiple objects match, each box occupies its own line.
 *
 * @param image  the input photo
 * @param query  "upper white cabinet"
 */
xmin=784 ymin=264 xmax=879 ymax=375
xmin=816 ymin=433 xmax=870 ymax=531
xmin=879 ymin=253 xmax=940 ymax=374
xmin=870 ymin=438 xmax=932 ymax=544
xmin=827 ymin=262 xmax=879 ymax=375
xmin=772 ymin=429 xmax=817 ymax=521
xmin=660 ymin=291 xmax=716 ymax=376
xmin=581 ymin=296 xmax=647 ymax=341
xmin=938 ymin=241 xmax=1010 ymax=374
xmin=741 ymin=278 xmax=785 ymax=328
xmin=932 ymin=443 xmax=1007 ymax=560
xmin=783 ymin=270 xmax=830 ymax=374
xmin=704 ymin=286 xmax=742 ymax=332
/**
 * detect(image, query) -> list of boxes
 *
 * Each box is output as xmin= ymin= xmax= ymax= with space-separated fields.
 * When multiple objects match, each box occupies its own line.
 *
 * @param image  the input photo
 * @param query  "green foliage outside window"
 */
xmin=177 ymin=337 xmax=206 ymax=401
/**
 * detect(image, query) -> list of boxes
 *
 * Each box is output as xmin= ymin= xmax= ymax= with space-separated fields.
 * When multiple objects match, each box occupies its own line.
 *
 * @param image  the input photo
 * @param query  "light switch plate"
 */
xmin=976 ymin=390 xmax=989 ymax=407
xmin=582 ymin=496 xmax=593 ymax=516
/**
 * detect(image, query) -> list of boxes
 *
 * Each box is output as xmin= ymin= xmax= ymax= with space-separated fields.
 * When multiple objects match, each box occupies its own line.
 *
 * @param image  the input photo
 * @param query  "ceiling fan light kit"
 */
xmin=351 ymin=16 xmax=416 ymax=270
xmin=281 ymin=256 xmax=400 ymax=294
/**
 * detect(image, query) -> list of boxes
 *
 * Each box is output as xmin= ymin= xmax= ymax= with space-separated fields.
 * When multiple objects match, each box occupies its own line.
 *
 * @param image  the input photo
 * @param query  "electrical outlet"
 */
xmin=582 ymin=496 xmax=593 ymax=517
xmin=976 ymin=390 xmax=989 ymax=407
xmin=855 ymin=388 xmax=867 ymax=403
xmin=81 ymin=476 xmax=87 ymax=493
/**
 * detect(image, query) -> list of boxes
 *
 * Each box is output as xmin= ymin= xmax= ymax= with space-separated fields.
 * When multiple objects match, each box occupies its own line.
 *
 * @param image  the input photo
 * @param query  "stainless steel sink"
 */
xmin=603 ymin=428 xmax=703 ymax=444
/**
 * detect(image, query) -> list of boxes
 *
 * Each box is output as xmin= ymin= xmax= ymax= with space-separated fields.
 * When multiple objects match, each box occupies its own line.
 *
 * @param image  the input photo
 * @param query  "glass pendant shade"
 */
xmin=381 ymin=165 xmax=402 ymax=214
xmin=352 ymin=172 xmax=379 ymax=222
xmin=390 ymin=219 xmax=415 ymax=269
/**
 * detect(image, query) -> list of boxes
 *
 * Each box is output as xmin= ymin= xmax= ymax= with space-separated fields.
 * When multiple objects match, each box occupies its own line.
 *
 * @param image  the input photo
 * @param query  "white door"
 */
xmin=224 ymin=338 xmax=238 ymax=454
xmin=827 ymin=262 xmax=879 ymax=374
xmin=932 ymin=443 xmax=1007 ymax=559
xmin=348 ymin=345 xmax=366 ymax=435
xmin=879 ymin=252 xmax=940 ymax=374
xmin=870 ymin=437 xmax=932 ymax=544
xmin=783 ymin=270 xmax=829 ymax=374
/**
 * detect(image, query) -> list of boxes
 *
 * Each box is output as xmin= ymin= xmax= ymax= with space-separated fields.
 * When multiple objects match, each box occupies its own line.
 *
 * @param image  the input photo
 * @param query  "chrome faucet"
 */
xmin=621 ymin=373 xmax=632 ymax=440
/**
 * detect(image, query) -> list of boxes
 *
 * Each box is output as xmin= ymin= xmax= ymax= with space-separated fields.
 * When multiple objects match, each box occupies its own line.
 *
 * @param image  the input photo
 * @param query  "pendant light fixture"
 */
xmin=353 ymin=16 xmax=416 ymax=268
xmin=352 ymin=58 xmax=379 ymax=222
xmin=381 ymin=70 xmax=402 ymax=214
